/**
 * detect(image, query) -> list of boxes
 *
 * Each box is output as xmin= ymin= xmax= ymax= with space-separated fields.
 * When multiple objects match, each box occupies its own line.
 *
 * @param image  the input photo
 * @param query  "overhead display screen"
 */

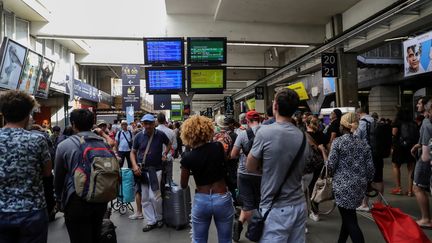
xmin=188 ymin=67 xmax=226 ymax=94
xmin=187 ymin=37 xmax=227 ymax=64
xmin=145 ymin=67 xmax=184 ymax=94
xmin=144 ymin=38 xmax=184 ymax=65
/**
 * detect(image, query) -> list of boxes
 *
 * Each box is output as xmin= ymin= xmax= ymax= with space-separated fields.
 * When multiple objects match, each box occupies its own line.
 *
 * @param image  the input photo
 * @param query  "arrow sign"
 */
xmin=128 ymin=80 xmax=134 ymax=85
xmin=154 ymin=95 xmax=171 ymax=111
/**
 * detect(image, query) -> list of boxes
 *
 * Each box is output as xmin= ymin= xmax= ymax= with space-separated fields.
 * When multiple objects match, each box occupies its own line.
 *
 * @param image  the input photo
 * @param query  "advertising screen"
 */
xmin=188 ymin=67 xmax=226 ymax=93
xmin=145 ymin=67 xmax=184 ymax=94
xmin=17 ymin=50 xmax=42 ymax=95
xmin=323 ymin=77 xmax=336 ymax=96
xmin=34 ymin=57 xmax=55 ymax=99
xmin=187 ymin=37 xmax=227 ymax=64
xmin=144 ymin=38 xmax=184 ymax=65
xmin=403 ymin=31 xmax=432 ymax=77
xmin=0 ymin=38 xmax=28 ymax=91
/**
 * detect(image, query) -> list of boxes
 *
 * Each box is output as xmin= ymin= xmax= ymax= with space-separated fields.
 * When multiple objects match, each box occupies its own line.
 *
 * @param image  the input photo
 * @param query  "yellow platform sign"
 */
xmin=287 ymin=82 xmax=309 ymax=100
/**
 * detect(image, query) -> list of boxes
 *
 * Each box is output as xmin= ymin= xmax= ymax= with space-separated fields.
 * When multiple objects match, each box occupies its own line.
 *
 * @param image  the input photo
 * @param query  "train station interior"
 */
xmin=1 ymin=0 xmax=432 ymax=242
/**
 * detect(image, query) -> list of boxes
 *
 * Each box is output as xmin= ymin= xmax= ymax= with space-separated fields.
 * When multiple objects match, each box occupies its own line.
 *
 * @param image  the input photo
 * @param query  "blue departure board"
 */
xmin=146 ymin=67 xmax=184 ymax=94
xmin=144 ymin=38 xmax=184 ymax=65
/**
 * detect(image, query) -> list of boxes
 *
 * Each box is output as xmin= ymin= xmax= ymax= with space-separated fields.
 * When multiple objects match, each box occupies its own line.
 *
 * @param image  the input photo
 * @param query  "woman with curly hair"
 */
xmin=180 ymin=115 xmax=234 ymax=243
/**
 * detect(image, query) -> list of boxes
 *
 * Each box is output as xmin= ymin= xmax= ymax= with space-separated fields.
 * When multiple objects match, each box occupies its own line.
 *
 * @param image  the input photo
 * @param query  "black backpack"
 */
xmin=399 ymin=122 xmax=419 ymax=148
xmin=362 ymin=118 xmax=392 ymax=158
xmin=241 ymin=128 xmax=256 ymax=156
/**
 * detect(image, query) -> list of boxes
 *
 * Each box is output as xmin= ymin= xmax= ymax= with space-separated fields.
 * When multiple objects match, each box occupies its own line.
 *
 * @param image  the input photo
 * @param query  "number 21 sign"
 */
xmin=321 ymin=53 xmax=338 ymax=78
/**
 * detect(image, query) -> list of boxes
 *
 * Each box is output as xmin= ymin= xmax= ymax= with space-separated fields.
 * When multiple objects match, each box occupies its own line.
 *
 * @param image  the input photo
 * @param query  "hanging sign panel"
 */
xmin=122 ymin=65 xmax=141 ymax=111
xmin=287 ymin=82 xmax=309 ymax=101
xmin=321 ymin=53 xmax=338 ymax=78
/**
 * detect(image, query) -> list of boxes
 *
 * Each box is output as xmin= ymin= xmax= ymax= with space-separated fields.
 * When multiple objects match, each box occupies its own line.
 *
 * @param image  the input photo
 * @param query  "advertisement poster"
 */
xmin=0 ymin=39 xmax=27 ymax=90
xmin=323 ymin=77 xmax=336 ymax=96
xmin=17 ymin=50 xmax=42 ymax=94
xmin=171 ymin=103 xmax=183 ymax=121
xmin=287 ymin=82 xmax=309 ymax=100
xmin=126 ymin=106 xmax=134 ymax=125
xmin=403 ymin=31 xmax=432 ymax=77
xmin=122 ymin=65 xmax=141 ymax=111
xmin=34 ymin=58 xmax=55 ymax=99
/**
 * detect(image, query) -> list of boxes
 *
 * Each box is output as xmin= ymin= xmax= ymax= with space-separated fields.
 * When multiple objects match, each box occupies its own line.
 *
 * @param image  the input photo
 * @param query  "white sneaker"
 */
xmin=128 ymin=213 xmax=144 ymax=220
xmin=309 ymin=212 xmax=320 ymax=222
xmin=356 ymin=205 xmax=370 ymax=212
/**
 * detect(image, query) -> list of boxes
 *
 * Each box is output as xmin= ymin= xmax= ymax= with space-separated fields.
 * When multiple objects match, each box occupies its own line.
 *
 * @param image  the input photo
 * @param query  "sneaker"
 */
xmin=356 ymin=205 xmax=370 ymax=212
xmin=142 ymin=223 xmax=157 ymax=232
xmin=232 ymin=220 xmax=243 ymax=242
xmin=156 ymin=220 xmax=164 ymax=228
xmin=390 ymin=187 xmax=402 ymax=195
xmin=309 ymin=212 xmax=320 ymax=222
xmin=128 ymin=213 xmax=144 ymax=220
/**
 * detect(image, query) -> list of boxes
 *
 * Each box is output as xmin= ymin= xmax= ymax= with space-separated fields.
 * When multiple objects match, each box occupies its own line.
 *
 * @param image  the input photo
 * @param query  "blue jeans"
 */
xmin=192 ymin=192 xmax=234 ymax=243
xmin=0 ymin=209 xmax=48 ymax=243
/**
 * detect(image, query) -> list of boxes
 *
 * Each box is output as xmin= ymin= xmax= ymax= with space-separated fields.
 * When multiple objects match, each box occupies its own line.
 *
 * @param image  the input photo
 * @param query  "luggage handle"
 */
xmin=367 ymin=191 xmax=390 ymax=207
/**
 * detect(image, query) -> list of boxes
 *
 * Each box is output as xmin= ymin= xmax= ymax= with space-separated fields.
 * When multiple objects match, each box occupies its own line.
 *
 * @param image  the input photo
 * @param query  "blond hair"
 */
xmin=180 ymin=115 xmax=215 ymax=148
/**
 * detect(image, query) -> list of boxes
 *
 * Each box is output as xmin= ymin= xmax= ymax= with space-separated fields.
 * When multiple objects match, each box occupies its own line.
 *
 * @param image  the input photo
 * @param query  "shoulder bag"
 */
xmin=310 ymin=163 xmax=333 ymax=203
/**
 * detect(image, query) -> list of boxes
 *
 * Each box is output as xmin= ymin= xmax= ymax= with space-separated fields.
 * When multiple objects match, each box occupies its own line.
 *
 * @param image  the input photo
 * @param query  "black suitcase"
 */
xmin=100 ymin=209 xmax=117 ymax=243
xmin=163 ymin=185 xmax=191 ymax=230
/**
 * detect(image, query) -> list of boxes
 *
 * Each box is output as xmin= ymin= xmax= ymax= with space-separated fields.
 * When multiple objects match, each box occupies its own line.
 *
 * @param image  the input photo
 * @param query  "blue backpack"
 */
xmin=72 ymin=135 xmax=120 ymax=203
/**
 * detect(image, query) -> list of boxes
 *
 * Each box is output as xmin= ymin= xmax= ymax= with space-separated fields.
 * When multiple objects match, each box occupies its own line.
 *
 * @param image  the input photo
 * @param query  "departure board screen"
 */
xmin=144 ymin=38 xmax=184 ymax=65
xmin=145 ymin=67 xmax=184 ymax=94
xmin=188 ymin=66 xmax=226 ymax=94
xmin=187 ymin=37 xmax=227 ymax=64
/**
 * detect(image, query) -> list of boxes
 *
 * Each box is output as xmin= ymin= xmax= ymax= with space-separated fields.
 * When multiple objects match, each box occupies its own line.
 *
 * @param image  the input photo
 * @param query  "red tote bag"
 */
xmin=371 ymin=201 xmax=431 ymax=243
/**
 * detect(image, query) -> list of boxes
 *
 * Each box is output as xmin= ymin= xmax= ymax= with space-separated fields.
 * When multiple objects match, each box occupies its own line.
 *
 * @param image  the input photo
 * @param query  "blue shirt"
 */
xmin=133 ymin=129 xmax=169 ymax=169
xmin=0 ymin=128 xmax=51 ymax=212
xmin=115 ymin=130 xmax=133 ymax=152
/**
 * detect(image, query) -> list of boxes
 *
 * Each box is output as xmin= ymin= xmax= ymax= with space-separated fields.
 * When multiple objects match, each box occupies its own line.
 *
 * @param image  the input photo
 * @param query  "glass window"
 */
xmin=4 ymin=12 xmax=13 ymax=38
xmin=15 ymin=18 xmax=29 ymax=46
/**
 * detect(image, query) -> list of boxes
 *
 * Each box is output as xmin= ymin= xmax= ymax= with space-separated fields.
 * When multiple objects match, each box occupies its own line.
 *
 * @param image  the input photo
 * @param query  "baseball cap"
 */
xmin=246 ymin=110 xmax=260 ymax=120
xmin=141 ymin=114 xmax=155 ymax=122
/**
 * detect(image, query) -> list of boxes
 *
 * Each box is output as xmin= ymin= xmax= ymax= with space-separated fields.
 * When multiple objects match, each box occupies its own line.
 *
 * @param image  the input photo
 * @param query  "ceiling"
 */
xmin=166 ymin=0 xmax=361 ymax=25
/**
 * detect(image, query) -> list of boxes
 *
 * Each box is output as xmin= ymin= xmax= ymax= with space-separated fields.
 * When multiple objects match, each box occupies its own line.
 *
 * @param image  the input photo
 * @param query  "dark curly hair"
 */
xmin=0 ymin=90 xmax=37 ymax=123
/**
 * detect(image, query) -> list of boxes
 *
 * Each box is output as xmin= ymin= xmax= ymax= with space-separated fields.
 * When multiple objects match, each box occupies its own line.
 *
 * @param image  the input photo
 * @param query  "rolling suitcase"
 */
xmin=163 ymin=185 xmax=191 ymax=230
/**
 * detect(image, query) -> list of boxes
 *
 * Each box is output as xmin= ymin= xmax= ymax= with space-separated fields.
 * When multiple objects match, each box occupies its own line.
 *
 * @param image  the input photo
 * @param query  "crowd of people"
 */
xmin=0 ymin=89 xmax=431 ymax=243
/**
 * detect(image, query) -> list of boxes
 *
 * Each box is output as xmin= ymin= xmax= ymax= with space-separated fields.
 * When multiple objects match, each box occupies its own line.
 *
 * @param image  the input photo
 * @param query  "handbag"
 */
xmin=371 ymin=193 xmax=431 ymax=243
xmin=246 ymin=133 xmax=306 ymax=242
xmin=310 ymin=163 xmax=333 ymax=204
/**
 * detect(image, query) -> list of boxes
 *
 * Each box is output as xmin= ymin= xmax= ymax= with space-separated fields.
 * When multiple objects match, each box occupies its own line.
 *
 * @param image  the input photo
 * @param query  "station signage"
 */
xmin=224 ymin=96 xmax=234 ymax=117
xmin=321 ymin=53 xmax=338 ymax=78
xmin=122 ymin=65 xmax=141 ymax=111
xmin=153 ymin=94 xmax=172 ymax=110
xmin=255 ymin=86 xmax=264 ymax=100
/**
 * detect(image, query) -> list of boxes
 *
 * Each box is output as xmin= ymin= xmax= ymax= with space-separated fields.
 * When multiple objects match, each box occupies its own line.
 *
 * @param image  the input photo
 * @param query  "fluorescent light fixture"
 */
xmin=227 ymin=66 xmax=276 ymax=70
xmin=384 ymin=36 xmax=413 ymax=42
xmin=228 ymin=42 xmax=310 ymax=48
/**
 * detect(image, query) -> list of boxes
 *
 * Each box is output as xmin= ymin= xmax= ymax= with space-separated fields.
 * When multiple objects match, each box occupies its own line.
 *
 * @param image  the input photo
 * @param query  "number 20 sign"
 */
xmin=321 ymin=53 xmax=338 ymax=78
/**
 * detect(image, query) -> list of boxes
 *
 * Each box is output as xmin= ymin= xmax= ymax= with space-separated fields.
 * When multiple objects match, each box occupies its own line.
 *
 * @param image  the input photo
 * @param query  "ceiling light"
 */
xmin=384 ymin=36 xmax=413 ymax=42
xmin=227 ymin=66 xmax=276 ymax=70
xmin=227 ymin=42 xmax=310 ymax=48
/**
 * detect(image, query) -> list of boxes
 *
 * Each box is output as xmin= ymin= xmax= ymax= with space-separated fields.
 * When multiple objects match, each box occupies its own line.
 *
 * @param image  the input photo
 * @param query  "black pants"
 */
xmin=64 ymin=194 xmax=107 ymax=243
xmin=337 ymin=206 xmax=365 ymax=243
xmin=118 ymin=151 xmax=132 ymax=168
xmin=43 ymin=175 xmax=55 ymax=214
